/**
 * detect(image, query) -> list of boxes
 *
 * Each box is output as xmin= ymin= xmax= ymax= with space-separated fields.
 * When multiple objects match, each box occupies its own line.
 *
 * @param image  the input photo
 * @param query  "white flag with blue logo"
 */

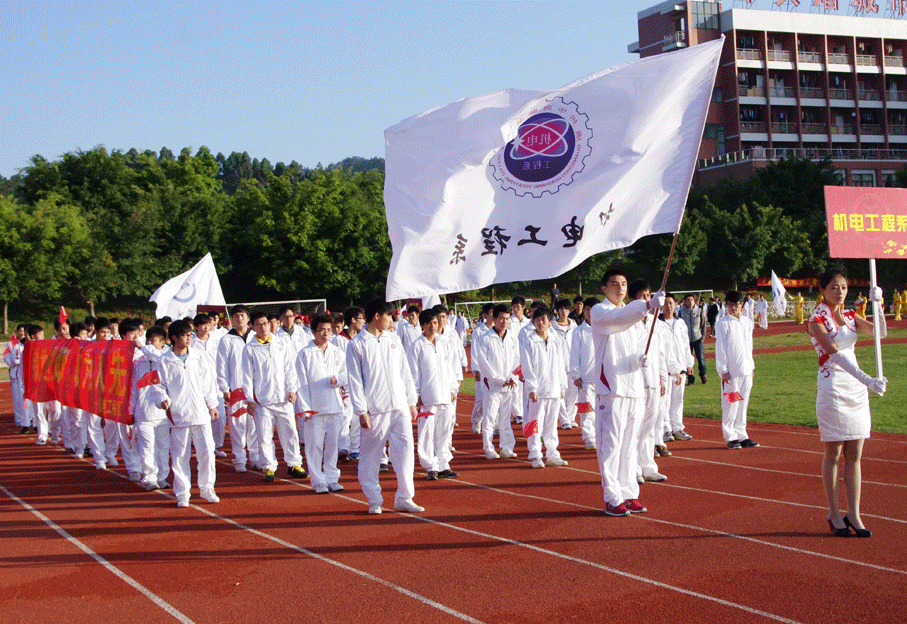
xmin=771 ymin=270 xmax=788 ymax=317
xmin=383 ymin=37 xmax=724 ymax=301
xmin=149 ymin=253 xmax=226 ymax=320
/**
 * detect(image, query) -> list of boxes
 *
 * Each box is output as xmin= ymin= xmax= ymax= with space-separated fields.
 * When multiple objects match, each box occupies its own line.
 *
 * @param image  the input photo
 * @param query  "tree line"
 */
xmin=1 ymin=146 xmax=905 ymax=331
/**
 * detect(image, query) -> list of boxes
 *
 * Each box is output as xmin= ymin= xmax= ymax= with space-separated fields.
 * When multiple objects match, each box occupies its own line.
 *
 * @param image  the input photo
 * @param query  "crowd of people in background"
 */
xmin=1 ymin=270 xmax=890 ymax=530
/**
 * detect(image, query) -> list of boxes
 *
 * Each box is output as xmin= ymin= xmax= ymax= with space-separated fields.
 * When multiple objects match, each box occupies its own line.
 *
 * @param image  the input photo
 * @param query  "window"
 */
xmin=711 ymin=87 xmax=723 ymax=102
xmin=690 ymin=1 xmax=719 ymax=30
xmin=850 ymin=171 xmax=876 ymax=187
xmin=881 ymin=171 xmax=897 ymax=187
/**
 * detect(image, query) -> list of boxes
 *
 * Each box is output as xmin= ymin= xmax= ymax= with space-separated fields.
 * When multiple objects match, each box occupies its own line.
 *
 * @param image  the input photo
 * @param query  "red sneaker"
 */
xmin=624 ymin=499 xmax=647 ymax=514
xmin=604 ymin=502 xmax=631 ymax=517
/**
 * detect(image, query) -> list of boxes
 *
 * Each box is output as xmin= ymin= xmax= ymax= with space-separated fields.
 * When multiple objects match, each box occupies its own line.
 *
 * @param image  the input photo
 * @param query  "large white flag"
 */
xmin=770 ymin=270 xmax=788 ymax=317
xmin=383 ymin=37 xmax=724 ymax=301
xmin=149 ymin=253 xmax=226 ymax=320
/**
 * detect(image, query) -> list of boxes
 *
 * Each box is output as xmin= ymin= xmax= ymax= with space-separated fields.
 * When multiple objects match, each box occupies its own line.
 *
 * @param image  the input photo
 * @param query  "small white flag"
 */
xmin=382 ymin=38 xmax=724 ymax=300
xmin=771 ymin=271 xmax=788 ymax=317
xmin=149 ymin=253 xmax=226 ymax=320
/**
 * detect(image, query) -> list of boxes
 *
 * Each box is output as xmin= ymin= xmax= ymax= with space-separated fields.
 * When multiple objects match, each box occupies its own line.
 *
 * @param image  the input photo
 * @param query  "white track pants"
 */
xmin=721 ymin=374 xmax=753 ymax=442
xmin=525 ymin=397 xmax=561 ymax=461
xmin=595 ymin=394 xmax=643 ymax=507
xmin=303 ymin=412 xmax=341 ymax=488
xmin=417 ymin=404 xmax=453 ymax=473
xmin=10 ymin=378 xmax=26 ymax=427
xmin=253 ymin=403 xmax=302 ymax=472
xmin=229 ymin=411 xmax=260 ymax=469
xmin=665 ymin=375 xmax=686 ymax=432
xmin=171 ymin=422 xmax=215 ymax=501
xmin=136 ymin=419 xmax=171 ymax=485
xmin=482 ymin=389 xmax=516 ymax=454
xmin=637 ymin=387 xmax=661 ymax=478
xmin=357 ymin=409 xmax=416 ymax=508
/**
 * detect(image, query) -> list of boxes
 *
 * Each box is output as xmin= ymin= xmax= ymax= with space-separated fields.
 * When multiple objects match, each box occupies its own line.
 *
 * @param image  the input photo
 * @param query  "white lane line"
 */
xmin=665 ymin=455 xmax=907 ymax=488
xmin=683 ymin=420 xmax=907 ymax=450
xmin=454 ymin=448 xmax=907 ymax=525
xmin=0 ymin=483 xmax=196 ymax=624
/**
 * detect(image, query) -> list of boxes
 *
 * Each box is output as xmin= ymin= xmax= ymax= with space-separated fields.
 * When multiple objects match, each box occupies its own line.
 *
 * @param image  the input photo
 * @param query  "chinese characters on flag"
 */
xmin=824 ymin=187 xmax=907 ymax=259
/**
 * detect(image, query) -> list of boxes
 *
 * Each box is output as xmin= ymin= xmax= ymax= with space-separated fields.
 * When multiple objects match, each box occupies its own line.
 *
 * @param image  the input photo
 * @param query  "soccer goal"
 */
xmin=453 ymin=299 xmax=535 ymax=328
xmin=228 ymin=299 xmax=328 ymax=317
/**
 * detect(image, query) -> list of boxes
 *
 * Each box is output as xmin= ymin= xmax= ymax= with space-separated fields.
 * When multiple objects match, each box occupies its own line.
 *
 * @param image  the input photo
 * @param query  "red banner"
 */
xmin=23 ymin=339 xmax=135 ymax=424
xmin=824 ymin=187 xmax=907 ymax=259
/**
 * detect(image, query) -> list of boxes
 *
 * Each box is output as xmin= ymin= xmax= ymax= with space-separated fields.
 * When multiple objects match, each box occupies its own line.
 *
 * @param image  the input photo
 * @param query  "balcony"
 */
xmin=830 ymin=125 xmax=855 ymax=135
xmin=769 ymin=86 xmax=796 ymax=98
xmin=741 ymin=121 xmax=767 ymax=133
xmin=663 ymin=31 xmax=686 ymax=51
xmin=802 ymin=123 xmax=827 ymax=134
xmin=827 ymin=52 xmax=850 ymax=65
xmin=860 ymin=124 xmax=884 ymax=135
xmin=890 ymin=124 xmax=907 ymax=135
xmin=771 ymin=122 xmax=798 ymax=134
xmin=800 ymin=86 xmax=824 ymax=98
xmin=829 ymin=88 xmax=851 ymax=100
xmin=857 ymin=89 xmax=881 ymax=101
xmin=798 ymin=51 xmax=822 ymax=64
xmin=856 ymin=54 xmax=877 ymax=67
xmin=889 ymin=90 xmax=906 ymax=102
xmin=738 ymin=85 xmax=765 ymax=97
xmin=697 ymin=147 xmax=907 ymax=171
xmin=766 ymin=49 xmax=791 ymax=62
xmin=884 ymin=56 xmax=905 ymax=68
xmin=736 ymin=48 xmax=761 ymax=61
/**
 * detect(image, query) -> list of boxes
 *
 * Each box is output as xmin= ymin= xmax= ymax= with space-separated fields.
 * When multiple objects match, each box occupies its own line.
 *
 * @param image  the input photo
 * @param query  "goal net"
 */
xmin=202 ymin=299 xmax=328 ymax=327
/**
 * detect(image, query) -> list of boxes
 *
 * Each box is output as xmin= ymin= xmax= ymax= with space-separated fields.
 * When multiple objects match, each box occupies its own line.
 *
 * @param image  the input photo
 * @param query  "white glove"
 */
xmin=828 ymin=352 xmax=879 ymax=393
xmin=869 ymin=286 xmax=883 ymax=302
xmin=648 ymin=290 xmax=666 ymax=311
xmin=868 ymin=376 xmax=887 ymax=396
xmin=638 ymin=354 xmax=648 ymax=368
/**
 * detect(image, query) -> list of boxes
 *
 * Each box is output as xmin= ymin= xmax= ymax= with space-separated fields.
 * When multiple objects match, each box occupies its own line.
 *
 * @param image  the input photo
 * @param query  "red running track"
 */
xmin=1 ymin=384 xmax=905 ymax=624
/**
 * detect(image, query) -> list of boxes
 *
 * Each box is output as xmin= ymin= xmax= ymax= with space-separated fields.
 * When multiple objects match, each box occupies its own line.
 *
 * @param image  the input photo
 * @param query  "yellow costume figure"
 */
xmin=855 ymin=293 xmax=866 ymax=318
xmin=794 ymin=293 xmax=805 ymax=324
xmin=900 ymin=291 xmax=907 ymax=321
xmin=893 ymin=290 xmax=900 ymax=320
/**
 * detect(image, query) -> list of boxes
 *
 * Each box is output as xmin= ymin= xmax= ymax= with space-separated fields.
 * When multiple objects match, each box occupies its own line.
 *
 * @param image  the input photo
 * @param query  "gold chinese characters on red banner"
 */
xmin=824 ymin=187 xmax=907 ymax=259
xmin=23 ymin=339 xmax=135 ymax=424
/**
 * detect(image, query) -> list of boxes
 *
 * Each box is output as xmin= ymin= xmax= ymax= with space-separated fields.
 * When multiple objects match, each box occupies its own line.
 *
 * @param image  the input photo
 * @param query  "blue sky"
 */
xmin=0 ymin=0 xmax=660 ymax=178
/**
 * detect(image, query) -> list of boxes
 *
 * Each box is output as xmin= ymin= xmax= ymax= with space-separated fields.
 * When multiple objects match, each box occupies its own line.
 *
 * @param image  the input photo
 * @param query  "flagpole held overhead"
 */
xmin=149 ymin=253 xmax=226 ymax=321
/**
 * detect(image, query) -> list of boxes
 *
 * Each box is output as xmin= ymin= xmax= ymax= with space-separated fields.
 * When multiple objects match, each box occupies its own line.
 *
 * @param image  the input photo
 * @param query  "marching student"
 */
xmin=276 ymin=305 xmax=312 ymax=446
xmin=715 ymin=291 xmax=759 ymax=450
xmin=519 ymin=306 xmax=568 ymax=469
xmin=26 ymin=324 xmax=62 ymax=446
xmin=469 ymin=302 xmax=496 ymax=435
xmin=590 ymin=269 xmax=665 ymax=517
xmin=661 ymin=295 xmax=694 ymax=443
xmin=333 ymin=306 xmax=366 ymax=461
xmin=396 ymin=305 xmax=422 ymax=352
xmin=192 ymin=314 xmax=227 ymax=458
xmin=475 ymin=304 xmax=519 ymax=461
xmin=242 ymin=310 xmax=307 ymax=482
xmin=148 ymin=320 xmax=220 ymax=507
xmin=407 ymin=308 xmax=460 ymax=480
xmin=552 ymin=298 xmax=578 ymax=430
xmin=630 ymin=280 xmax=668 ymax=483
xmin=129 ymin=321 xmax=172 ymax=491
xmin=5 ymin=324 xmax=28 ymax=433
xmin=434 ymin=305 xmax=465 ymax=452
xmin=569 ymin=297 xmax=600 ymax=450
xmin=216 ymin=305 xmax=262 ymax=473
xmin=509 ymin=296 xmax=531 ymax=426
xmin=346 ymin=299 xmax=423 ymax=515
xmin=295 ymin=313 xmax=347 ymax=493
xmin=754 ymin=294 xmax=769 ymax=330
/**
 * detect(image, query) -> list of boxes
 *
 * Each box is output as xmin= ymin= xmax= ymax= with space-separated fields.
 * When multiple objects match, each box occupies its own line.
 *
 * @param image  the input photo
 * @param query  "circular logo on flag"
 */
xmin=173 ymin=282 xmax=197 ymax=303
xmin=490 ymin=97 xmax=592 ymax=198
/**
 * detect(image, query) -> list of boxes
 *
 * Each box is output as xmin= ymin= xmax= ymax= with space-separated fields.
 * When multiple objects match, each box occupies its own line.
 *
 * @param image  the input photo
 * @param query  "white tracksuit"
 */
xmin=754 ymin=299 xmax=769 ymax=330
xmin=568 ymin=323 xmax=597 ymax=447
xmin=438 ymin=327 xmax=465 ymax=449
xmin=346 ymin=328 xmax=418 ymax=508
xmin=715 ymin=313 xmax=755 ymax=443
xmin=295 ymin=341 xmax=346 ymax=488
xmin=508 ymin=315 xmax=531 ymax=422
xmin=638 ymin=315 xmax=669 ymax=479
xmin=4 ymin=342 xmax=27 ymax=427
xmin=551 ymin=319 xmax=577 ymax=427
xmin=520 ymin=330 xmax=567 ymax=461
xmin=278 ymin=326 xmax=313 ymax=441
xmin=662 ymin=316 xmax=694 ymax=434
xmin=469 ymin=323 xmax=491 ymax=428
xmin=407 ymin=334 xmax=459 ymax=473
xmin=397 ymin=321 xmax=422 ymax=353
xmin=148 ymin=348 xmax=219 ymax=502
xmin=332 ymin=330 xmax=360 ymax=455
xmin=242 ymin=336 xmax=302 ymax=473
xmin=193 ymin=332 xmax=226 ymax=450
xmin=217 ymin=329 xmax=261 ymax=469
xmin=476 ymin=327 xmax=519 ymax=455
xmin=591 ymin=299 xmax=649 ymax=507
xmin=130 ymin=346 xmax=171 ymax=487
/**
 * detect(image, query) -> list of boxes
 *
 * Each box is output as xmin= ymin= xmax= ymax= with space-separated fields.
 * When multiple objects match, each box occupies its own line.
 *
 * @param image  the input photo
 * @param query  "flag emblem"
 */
xmin=491 ymin=97 xmax=591 ymax=198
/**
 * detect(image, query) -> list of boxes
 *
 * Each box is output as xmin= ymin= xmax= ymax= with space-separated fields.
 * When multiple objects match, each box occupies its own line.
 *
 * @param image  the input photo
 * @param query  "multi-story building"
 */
xmin=629 ymin=0 xmax=907 ymax=186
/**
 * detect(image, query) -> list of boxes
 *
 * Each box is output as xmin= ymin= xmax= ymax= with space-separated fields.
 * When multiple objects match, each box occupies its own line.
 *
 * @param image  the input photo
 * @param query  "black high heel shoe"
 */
xmin=843 ymin=515 xmax=872 ymax=538
xmin=827 ymin=515 xmax=850 ymax=537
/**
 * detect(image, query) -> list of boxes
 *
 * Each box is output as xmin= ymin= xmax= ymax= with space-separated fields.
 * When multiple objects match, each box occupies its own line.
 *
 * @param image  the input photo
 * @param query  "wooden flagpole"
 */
xmin=644 ymin=230 xmax=680 ymax=355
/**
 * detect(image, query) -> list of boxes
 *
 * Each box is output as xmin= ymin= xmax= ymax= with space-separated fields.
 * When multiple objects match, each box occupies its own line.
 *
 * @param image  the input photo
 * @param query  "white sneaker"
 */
xmin=177 ymin=497 xmax=190 ymax=508
xmin=107 ymin=456 xmax=119 ymax=467
xmin=546 ymin=457 xmax=568 ymax=467
xmin=472 ymin=422 xmax=481 ymax=434
xmin=95 ymin=462 xmax=107 ymax=471
xmin=531 ymin=458 xmax=545 ymax=469
xmin=36 ymin=439 xmax=47 ymax=445
xmin=314 ymin=483 xmax=329 ymax=494
xmin=214 ymin=449 xmax=227 ymax=458
xmin=500 ymin=449 xmax=517 ymax=459
xmin=449 ymin=444 xmax=456 ymax=452
xmin=643 ymin=472 xmax=668 ymax=482
xmin=394 ymin=500 xmax=425 ymax=513
xmin=128 ymin=472 xmax=142 ymax=482
xmin=234 ymin=464 xmax=247 ymax=473
xmin=328 ymin=483 xmax=345 ymax=492
xmin=200 ymin=488 xmax=220 ymax=503
xmin=485 ymin=450 xmax=500 ymax=460
xmin=142 ymin=482 xmax=159 ymax=491
xmin=74 ymin=453 xmax=84 ymax=459
xmin=368 ymin=505 xmax=383 ymax=515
